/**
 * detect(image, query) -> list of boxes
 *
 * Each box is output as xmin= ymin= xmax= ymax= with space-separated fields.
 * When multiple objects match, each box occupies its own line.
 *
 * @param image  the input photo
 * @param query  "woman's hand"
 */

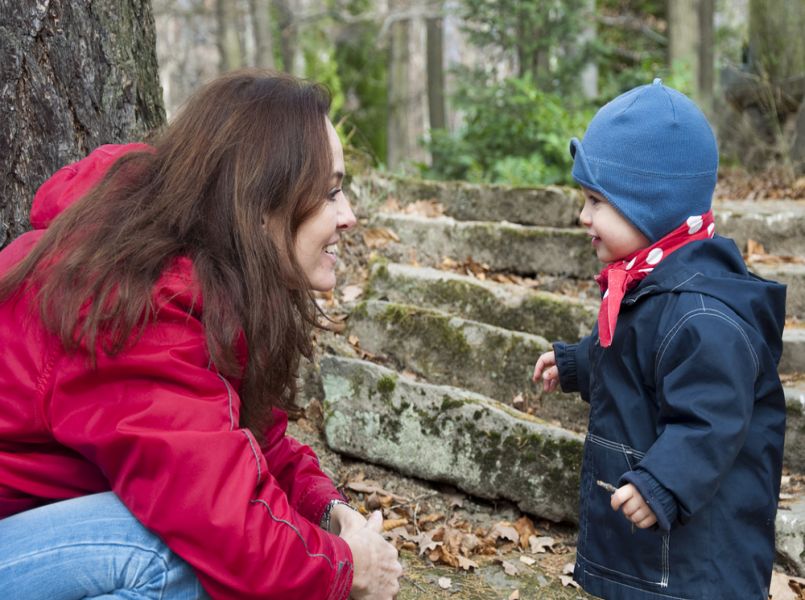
xmin=611 ymin=484 xmax=657 ymax=529
xmin=341 ymin=511 xmax=402 ymax=599
xmin=532 ymin=350 xmax=559 ymax=392
xmin=328 ymin=503 xmax=367 ymax=536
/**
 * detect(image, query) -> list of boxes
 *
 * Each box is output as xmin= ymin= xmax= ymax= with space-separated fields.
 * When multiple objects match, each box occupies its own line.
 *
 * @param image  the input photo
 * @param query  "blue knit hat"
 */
xmin=570 ymin=79 xmax=718 ymax=242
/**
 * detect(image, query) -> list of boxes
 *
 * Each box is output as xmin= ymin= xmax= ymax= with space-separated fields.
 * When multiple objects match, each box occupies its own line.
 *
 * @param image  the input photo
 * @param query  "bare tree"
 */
xmin=0 ymin=0 xmax=165 ymax=248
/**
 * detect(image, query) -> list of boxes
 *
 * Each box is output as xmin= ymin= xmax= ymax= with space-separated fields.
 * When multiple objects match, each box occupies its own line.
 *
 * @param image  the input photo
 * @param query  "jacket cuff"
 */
xmin=553 ymin=342 xmax=579 ymax=393
xmin=295 ymin=480 xmax=349 ymax=527
xmin=620 ymin=469 xmax=678 ymax=531
xmin=325 ymin=532 xmax=354 ymax=600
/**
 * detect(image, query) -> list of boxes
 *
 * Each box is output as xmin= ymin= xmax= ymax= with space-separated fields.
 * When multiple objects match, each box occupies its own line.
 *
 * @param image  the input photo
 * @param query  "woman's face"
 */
xmin=293 ymin=119 xmax=357 ymax=291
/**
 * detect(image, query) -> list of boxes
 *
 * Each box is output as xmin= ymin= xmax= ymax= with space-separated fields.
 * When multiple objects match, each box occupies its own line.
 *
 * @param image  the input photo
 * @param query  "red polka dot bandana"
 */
xmin=595 ymin=211 xmax=715 ymax=348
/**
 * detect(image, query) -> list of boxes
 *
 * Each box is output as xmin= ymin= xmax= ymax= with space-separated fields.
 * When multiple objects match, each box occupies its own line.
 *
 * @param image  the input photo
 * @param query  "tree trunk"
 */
xmin=0 ymin=0 xmax=165 ymax=249
xmin=697 ymin=0 xmax=715 ymax=111
xmin=426 ymin=14 xmax=446 ymax=131
xmin=668 ymin=0 xmax=700 ymax=95
xmin=216 ymin=0 xmax=243 ymax=71
xmin=579 ymin=0 xmax=598 ymax=100
xmin=387 ymin=1 xmax=429 ymax=170
xmin=249 ymin=0 xmax=275 ymax=69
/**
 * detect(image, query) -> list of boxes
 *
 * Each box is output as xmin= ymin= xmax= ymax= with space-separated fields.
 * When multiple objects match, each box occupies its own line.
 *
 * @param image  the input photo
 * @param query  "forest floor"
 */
xmin=297 ymin=167 xmax=805 ymax=599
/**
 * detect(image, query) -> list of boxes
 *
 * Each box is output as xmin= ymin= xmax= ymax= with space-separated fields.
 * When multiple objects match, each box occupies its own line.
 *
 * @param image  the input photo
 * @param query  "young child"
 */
xmin=532 ymin=79 xmax=786 ymax=599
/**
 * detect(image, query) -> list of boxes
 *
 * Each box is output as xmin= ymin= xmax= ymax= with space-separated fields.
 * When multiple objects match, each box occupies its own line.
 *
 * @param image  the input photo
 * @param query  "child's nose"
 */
xmin=579 ymin=204 xmax=592 ymax=227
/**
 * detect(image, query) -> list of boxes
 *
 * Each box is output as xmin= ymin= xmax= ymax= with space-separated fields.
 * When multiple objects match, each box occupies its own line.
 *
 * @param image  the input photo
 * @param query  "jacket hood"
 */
xmin=30 ymin=143 xmax=151 ymax=229
xmin=625 ymin=235 xmax=787 ymax=361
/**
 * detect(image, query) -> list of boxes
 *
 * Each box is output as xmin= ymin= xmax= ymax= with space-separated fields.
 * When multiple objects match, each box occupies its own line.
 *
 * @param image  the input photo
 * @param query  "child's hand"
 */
xmin=611 ymin=484 xmax=657 ymax=529
xmin=532 ymin=351 xmax=559 ymax=392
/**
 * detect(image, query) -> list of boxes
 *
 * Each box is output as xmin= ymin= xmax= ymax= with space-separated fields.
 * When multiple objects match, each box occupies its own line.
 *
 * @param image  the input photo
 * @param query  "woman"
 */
xmin=0 ymin=70 xmax=401 ymax=599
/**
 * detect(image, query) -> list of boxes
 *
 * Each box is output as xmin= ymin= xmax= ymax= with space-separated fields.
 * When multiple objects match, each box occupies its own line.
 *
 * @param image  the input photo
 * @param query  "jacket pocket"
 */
xmin=579 ymin=433 xmax=671 ymax=589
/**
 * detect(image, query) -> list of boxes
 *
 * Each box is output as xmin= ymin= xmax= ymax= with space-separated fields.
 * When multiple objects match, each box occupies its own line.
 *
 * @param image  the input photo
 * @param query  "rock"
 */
xmin=321 ymin=355 xmax=583 ymax=523
xmin=366 ymin=261 xmax=596 ymax=342
xmin=781 ymin=326 xmax=805 ymax=375
xmin=715 ymin=199 xmax=805 ymax=256
xmin=784 ymin=383 xmax=805 ymax=473
xmin=776 ymin=494 xmax=805 ymax=576
xmin=346 ymin=300 xmax=589 ymax=432
xmin=370 ymin=212 xmax=600 ymax=278
xmin=351 ymin=173 xmax=583 ymax=227
xmin=754 ymin=262 xmax=805 ymax=321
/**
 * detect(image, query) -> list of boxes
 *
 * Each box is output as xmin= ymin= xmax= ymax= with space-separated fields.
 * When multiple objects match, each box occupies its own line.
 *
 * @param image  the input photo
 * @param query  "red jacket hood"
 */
xmin=30 ymin=143 xmax=152 ymax=229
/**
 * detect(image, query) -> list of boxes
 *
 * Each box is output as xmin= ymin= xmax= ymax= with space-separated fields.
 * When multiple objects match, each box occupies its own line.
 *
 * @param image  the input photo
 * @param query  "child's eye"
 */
xmin=327 ymin=188 xmax=342 ymax=201
xmin=587 ymin=195 xmax=599 ymax=205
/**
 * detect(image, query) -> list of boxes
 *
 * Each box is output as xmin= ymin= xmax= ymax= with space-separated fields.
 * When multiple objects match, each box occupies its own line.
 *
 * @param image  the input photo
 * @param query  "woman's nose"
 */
xmin=338 ymin=195 xmax=357 ymax=230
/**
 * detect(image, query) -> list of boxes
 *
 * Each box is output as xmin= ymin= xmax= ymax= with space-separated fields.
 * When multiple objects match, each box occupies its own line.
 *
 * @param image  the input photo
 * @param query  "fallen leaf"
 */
xmin=501 ymin=560 xmax=519 ymax=576
xmin=769 ymin=570 xmax=798 ymax=600
xmin=403 ymin=199 xmax=445 ymax=217
xmin=437 ymin=576 xmax=452 ymax=590
xmin=457 ymin=555 xmax=479 ymax=571
xmin=519 ymin=555 xmax=536 ymax=566
xmin=344 ymin=481 xmax=409 ymax=502
xmin=747 ymin=239 xmax=766 ymax=255
xmin=347 ymin=335 xmax=360 ymax=347
xmin=340 ymin=284 xmax=363 ymax=302
xmin=562 ymin=562 xmax=575 ymax=575
xmin=560 ymin=575 xmax=581 ymax=589
xmin=488 ymin=522 xmax=519 ymax=544
xmin=529 ymin=535 xmax=556 ymax=554
xmin=362 ymin=227 xmax=400 ymax=249
xmin=514 ymin=515 xmax=538 ymax=549
xmin=418 ymin=513 xmax=445 ymax=526
xmin=383 ymin=518 xmax=408 ymax=531
xmin=508 ymin=591 xmax=520 ymax=600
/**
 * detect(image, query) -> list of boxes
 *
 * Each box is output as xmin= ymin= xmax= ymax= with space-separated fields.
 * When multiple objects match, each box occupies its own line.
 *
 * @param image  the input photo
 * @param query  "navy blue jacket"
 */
xmin=554 ymin=236 xmax=786 ymax=600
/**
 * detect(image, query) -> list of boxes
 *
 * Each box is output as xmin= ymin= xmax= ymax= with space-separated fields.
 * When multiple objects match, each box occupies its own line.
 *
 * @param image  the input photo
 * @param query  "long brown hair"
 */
xmin=0 ymin=70 xmax=334 ymax=438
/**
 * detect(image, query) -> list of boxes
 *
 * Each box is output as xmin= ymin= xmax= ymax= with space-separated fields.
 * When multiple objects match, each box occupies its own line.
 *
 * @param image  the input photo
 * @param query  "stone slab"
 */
xmin=346 ymin=300 xmax=589 ymax=432
xmin=369 ymin=213 xmax=600 ymax=278
xmin=321 ymin=354 xmax=583 ymax=523
xmin=366 ymin=261 xmax=596 ymax=342
xmin=716 ymin=199 xmax=805 ymax=257
xmin=351 ymin=173 xmax=583 ymax=227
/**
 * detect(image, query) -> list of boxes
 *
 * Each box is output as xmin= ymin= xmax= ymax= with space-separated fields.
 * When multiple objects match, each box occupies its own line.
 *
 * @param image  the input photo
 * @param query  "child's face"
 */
xmin=579 ymin=188 xmax=650 ymax=263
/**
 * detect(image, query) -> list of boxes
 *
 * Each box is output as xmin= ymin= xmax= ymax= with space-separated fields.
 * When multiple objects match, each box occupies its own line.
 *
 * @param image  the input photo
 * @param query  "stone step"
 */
xmin=369 ymin=213 xmax=600 ymax=278
xmin=366 ymin=261 xmax=597 ymax=342
xmin=354 ymin=175 xmax=805 ymax=257
xmin=782 ymin=380 xmax=805 ymax=473
xmin=715 ymin=199 xmax=805 ymax=257
xmin=320 ymin=354 xmax=583 ymax=523
xmin=753 ymin=261 xmax=805 ymax=320
xmin=782 ymin=327 xmax=805 ymax=375
xmin=777 ymin=490 xmax=805 ymax=577
xmin=352 ymin=173 xmax=582 ymax=228
xmin=346 ymin=300 xmax=589 ymax=432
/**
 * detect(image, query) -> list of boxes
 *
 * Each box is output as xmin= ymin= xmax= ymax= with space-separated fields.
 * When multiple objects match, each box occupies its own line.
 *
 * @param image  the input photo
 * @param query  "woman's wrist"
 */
xmin=320 ymin=499 xmax=354 ymax=533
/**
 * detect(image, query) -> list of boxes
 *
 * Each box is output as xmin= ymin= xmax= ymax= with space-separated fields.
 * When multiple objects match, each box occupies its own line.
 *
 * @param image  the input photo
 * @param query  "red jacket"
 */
xmin=0 ymin=145 xmax=353 ymax=599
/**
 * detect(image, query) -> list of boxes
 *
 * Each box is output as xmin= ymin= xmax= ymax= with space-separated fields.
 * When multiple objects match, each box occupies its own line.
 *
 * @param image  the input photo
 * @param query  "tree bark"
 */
xmin=216 ymin=0 xmax=243 ymax=71
xmin=667 ymin=0 xmax=700 ymax=95
xmin=249 ymin=0 xmax=275 ymax=69
xmin=0 ymin=0 xmax=165 ymax=248
xmin=697 ymin=0 xmax=715 ymax=111
xmin=426 ymin=14 xmax=446 ymax=131
xmin=387 ymin=1 xmax=429 ymax=170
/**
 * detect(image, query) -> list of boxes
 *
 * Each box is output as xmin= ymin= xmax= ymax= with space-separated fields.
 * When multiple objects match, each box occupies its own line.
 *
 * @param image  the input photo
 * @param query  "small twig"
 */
xmin=596 ymin=480 xmax=617 ymax=494
xmin=401 ymin=575 xmax=427 ymax=593
xmin=388 ymin=490 xmax=439 ymax=511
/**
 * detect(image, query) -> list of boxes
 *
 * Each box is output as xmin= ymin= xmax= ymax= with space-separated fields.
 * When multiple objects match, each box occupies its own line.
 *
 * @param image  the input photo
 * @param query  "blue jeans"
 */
xmin=0 ymin=492 xmax=209 ymax=599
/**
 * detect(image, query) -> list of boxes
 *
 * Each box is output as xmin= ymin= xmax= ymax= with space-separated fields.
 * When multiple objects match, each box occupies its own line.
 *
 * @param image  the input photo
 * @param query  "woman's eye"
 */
xmin=328 ymin=188 xmax=342 ymax=201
